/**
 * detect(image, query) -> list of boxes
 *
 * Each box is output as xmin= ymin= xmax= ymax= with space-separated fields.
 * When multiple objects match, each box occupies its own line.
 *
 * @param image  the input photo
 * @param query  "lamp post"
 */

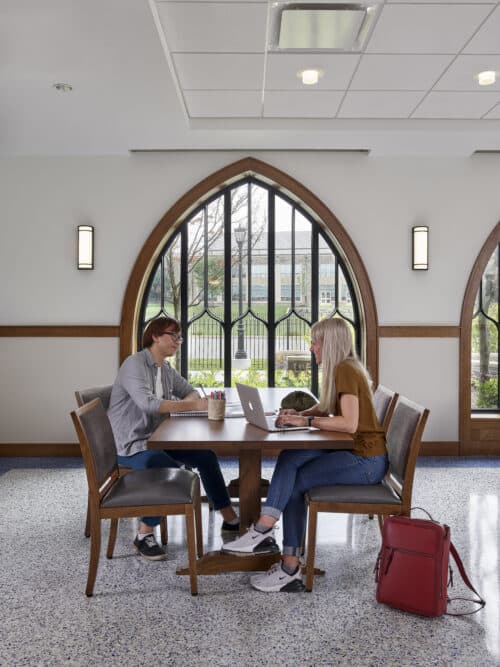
xmin=234 ymin=225 xmax=247 ymax=360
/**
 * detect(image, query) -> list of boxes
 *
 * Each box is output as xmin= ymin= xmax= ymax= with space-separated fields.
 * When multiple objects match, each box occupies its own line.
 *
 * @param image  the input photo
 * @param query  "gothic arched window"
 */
xmin=139 ymin=176 xmax=361 ymax=395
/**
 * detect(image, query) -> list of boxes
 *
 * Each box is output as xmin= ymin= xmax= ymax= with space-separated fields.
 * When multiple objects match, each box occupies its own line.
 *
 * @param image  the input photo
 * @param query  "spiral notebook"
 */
xmin=170 ymin=410 xmax=208 ymax=417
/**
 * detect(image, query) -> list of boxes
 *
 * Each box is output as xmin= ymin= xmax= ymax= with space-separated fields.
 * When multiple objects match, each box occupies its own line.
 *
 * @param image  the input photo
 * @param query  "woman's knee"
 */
xmin=276 ymin=449 xmax=301 ymax=469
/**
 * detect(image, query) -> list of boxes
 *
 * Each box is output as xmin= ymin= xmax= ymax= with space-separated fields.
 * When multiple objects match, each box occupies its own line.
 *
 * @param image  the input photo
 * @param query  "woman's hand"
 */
xmin=275 ymin=412 xmax=308 ymax=428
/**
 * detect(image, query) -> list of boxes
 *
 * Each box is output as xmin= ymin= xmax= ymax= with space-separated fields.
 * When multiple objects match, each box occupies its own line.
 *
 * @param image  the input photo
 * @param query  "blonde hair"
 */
xmin=311 ymin=318 xmax=370 ymax=414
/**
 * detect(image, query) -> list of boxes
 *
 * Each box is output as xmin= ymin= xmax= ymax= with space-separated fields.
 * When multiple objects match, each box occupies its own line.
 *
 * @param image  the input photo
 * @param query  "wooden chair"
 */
xmin=304 ymin=396 xmax=429 ymax=591
xmin=373 ymin=384 xmax=399 ymax=430
xmin=368 ymin=385 xmax=399 ymax=520
xmin=75 ymin=386 xmax=168 ymax=545
xmin=71 ymin=399 xmax=202 ymax=596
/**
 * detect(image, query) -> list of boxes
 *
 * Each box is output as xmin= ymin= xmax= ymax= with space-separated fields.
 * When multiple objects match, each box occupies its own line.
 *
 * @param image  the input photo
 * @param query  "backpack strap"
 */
xmin=446 ymin=542 xmax=486 ymax=616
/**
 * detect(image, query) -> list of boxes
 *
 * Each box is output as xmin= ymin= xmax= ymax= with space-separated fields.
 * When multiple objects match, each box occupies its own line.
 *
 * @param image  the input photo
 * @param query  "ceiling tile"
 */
xmin=366 ymin=4 xmax=492 ymax=53
xmin=435 ymin=55 xmax=500 ymax=91
xmin=184 ymin=90 xmax=262 ymax=117
xmin=464 ymin=6 xmax=500 ymax=54
xmin=173 ymin=53 xmax=264 ymax=89
xmin=156 ymin=1 xmax=268 ymax=53
xmin=263 ymin=91 xmax=343 ymax=117
xmin=265 ymin=53 xmax=360 ymax=91
xmin=338 ymin=91 xmax=425 ymax=118
xmin=412 ymin=91 xmax=500 ymax=118
xmin=351 ymin=55 xmax=453 ymax=90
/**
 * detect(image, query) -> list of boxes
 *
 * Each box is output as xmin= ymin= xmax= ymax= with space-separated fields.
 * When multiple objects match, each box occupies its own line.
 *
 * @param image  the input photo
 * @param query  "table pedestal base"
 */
xmin=176 ymin=550 xmax=281 ymax=575
xmin=176 ymin=551 xmax=326 ymax=577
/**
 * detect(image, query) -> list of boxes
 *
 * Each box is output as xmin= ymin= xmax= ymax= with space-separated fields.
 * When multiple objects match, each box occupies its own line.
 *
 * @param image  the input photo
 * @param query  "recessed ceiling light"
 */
xmin=297 ymin=69 xmax=323 ymax=85
xmin=53 ymin=82 xmax=73 ymax=92
xmin=477 ymin=71 xmax=496 ymax=86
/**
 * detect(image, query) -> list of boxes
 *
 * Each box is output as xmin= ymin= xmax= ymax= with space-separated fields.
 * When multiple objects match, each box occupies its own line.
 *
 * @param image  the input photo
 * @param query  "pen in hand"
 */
xmin=199 ymin=385 xmax=207 ymax=398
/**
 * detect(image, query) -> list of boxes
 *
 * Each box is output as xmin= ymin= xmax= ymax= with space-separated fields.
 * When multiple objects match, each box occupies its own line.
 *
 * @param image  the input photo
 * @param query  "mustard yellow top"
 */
xmin=334 ymin=360 xmax=387 ymax=457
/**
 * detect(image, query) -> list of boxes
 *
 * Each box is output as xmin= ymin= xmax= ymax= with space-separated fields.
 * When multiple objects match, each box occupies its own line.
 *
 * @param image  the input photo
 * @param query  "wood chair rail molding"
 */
xmin=378 ymin=326 xmax=460 ymax=337
xmin=460 ymin=220 xmax=500 ymax=455
xmin=119 ymin=157 xmax=379 ymax=378
xmin=0 ymin=326 xmax=119 ymax=337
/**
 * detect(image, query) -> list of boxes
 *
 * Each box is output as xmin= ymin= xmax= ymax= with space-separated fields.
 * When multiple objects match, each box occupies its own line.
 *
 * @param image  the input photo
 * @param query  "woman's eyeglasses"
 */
xmin=160 ymin=332 xmax=184 ymax=343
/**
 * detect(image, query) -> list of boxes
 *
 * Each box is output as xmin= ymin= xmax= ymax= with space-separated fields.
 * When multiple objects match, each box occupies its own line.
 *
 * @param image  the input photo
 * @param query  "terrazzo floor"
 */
xmin=1 ymin=457 xmax=499 ymax=667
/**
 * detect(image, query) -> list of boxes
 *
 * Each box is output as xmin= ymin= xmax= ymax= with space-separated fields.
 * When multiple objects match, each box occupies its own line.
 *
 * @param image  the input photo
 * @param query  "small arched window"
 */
xmin=471 ymin=244 xmax=499 ymax=410
xmin=139 ymin=176 xmax=360 ymax=395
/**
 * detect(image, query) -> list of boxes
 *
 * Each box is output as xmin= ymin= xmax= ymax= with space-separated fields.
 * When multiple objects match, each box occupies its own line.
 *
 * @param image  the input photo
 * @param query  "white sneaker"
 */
xmin=221 ymin=524 xmax=279 ymax=556
xmin=250 ymin=562 xmax=305 ymax=592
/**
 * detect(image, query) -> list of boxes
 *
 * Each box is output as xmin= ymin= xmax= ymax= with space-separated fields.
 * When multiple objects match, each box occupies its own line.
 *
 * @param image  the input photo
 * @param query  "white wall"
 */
xmin=1 ymin=152 xmax=499 ymax=443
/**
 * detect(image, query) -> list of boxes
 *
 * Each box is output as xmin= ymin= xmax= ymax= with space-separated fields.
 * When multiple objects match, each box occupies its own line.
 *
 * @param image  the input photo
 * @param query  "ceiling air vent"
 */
xmin=270 ymin=2 xmax=382 ymax=52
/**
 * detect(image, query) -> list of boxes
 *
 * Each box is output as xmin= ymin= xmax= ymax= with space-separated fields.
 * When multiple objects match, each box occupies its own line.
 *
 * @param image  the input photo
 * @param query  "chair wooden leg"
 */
xmin=86 ymin=516 xmax=101 ymax=597
xmin=368 ymin=514 xmax=374 ymax=520
xmin=377 ymin=514 xmax=384 ymax=535
xmin=160 ymin=517 xmax=168 ymax=545
xmin=194 ymin=496 xmax=203 ymax=558
xmin=305 ymin=503 xmax=318 ymax=592
xmin=185 ymin=505 xmax=198 ymax=596
xmin=84 ymin=492 xmax=91 ymax=538
xmin=106 ymin=518 xmax=118 ymax=559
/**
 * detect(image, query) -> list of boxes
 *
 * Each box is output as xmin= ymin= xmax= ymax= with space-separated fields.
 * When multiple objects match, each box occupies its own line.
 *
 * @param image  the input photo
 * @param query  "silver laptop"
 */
xmin=236 ymin=383 xmax=310 ymax=432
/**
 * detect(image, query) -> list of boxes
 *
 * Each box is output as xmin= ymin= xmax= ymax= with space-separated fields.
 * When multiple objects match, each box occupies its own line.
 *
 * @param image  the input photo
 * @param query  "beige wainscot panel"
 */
xmin=379 ymin=337 xmax=459 ymax=445
xmin=0 ymin=337 xmax=119 ymax=442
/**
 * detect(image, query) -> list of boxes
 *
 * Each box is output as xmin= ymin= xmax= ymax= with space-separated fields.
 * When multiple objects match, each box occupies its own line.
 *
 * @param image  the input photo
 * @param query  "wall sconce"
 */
xmin=77 ymin=225 xmax=94 ymax=270
xmin=412 ymin=225 xmax=428 ymax=270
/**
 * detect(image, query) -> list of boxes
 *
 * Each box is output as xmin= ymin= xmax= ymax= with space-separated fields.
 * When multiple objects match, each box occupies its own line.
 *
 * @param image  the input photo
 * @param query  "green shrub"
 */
xmin=476 ymin=378 xmax=499 ymax=408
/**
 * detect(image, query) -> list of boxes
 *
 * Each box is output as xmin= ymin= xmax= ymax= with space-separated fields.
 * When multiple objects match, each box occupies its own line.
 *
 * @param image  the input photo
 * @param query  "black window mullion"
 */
xmin=291 ymin=207 xmax=296 ymax=308
xmin=311 ymin=227 xmax=319 ymax=395
xmin=268 ymin=190 xmax=275 ymax=386
xmin=203 ymin=205 xmax=209 ymax=310
xmin=224 ymin=191 xmax=232 ymax=386
xmin=334 ymin=256 xmax=339 ymax=311
xmin=180 ymin=225 xmax=189 ymax=378
xmin=247 ymin=182 xmax=252 ymax=308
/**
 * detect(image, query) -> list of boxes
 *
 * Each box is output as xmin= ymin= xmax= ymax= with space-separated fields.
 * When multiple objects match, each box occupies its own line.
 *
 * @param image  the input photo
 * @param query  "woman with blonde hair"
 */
xmin=223 ymin=317 xmax=387 ymax=592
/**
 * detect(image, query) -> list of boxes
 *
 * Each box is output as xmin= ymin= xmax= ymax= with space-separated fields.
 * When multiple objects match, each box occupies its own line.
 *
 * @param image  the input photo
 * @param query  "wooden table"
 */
xmin=148 ymin=388 xmax=353 ymax=575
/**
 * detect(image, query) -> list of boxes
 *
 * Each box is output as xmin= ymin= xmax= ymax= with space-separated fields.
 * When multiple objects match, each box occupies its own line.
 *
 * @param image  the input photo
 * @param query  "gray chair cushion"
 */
xmin=307 ymin=482 xmax=401 ymax=505
xmin=101 ymin=468 xmax=198 ymax=508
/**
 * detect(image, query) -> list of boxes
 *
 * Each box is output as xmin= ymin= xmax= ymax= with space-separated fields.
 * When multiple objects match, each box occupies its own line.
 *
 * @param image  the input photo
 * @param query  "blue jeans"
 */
xmin=117 ymin=449 xmax=231 ymax=527
xmin=262 ymin=449 xmax=388 ymax=556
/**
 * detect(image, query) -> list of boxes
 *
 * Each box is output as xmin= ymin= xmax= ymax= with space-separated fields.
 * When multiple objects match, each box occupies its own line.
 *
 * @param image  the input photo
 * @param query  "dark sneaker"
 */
xmin=221 ymin=521 xmax=240 ymax=534
xmin=221 ymin=524 xmax=280 ymax=556
xmin=250 ymin=562 xmax=305 ymax=592
xmin=133 ymin=534 xmax=166 ymax=561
